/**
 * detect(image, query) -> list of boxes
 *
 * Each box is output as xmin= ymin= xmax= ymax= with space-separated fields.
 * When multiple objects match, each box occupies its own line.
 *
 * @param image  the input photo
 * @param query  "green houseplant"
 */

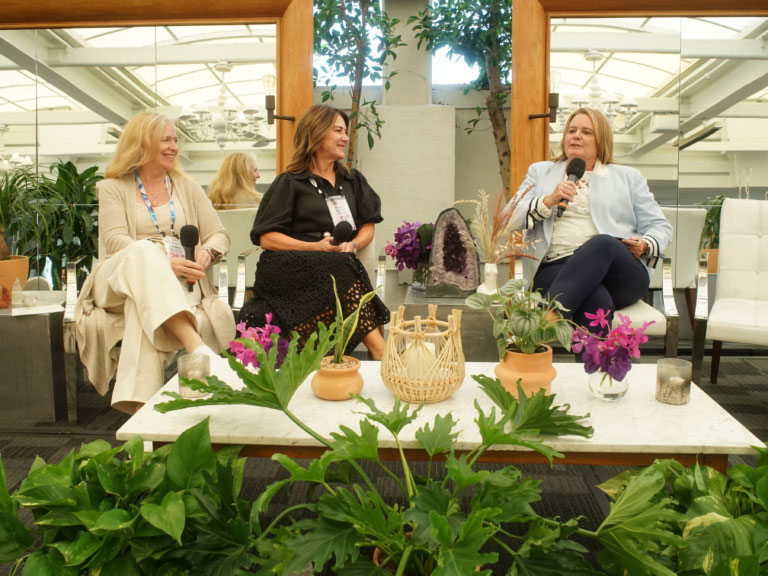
xmin=465 ymin=278 xmax=572 ymax=396
xmin=0 ymin=166 xmax=57 ymax=303
xmin=698 ymin=194 xmax=725 ymax=273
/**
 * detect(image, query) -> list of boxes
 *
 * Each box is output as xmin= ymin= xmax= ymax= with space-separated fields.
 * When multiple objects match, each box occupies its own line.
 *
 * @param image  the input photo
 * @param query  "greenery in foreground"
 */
xmin=2 ymin=325 xmax=767 ymax=574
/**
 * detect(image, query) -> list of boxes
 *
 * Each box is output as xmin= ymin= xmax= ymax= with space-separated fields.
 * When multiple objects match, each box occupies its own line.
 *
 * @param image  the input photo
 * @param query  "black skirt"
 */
xmin=238 ymin=250 xmax=390 ymax=354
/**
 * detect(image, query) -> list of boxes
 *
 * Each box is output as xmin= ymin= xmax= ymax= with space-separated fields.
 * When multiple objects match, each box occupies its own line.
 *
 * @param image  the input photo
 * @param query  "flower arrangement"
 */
xmin=230 ymin=313 xmax=289 ymax=369
xmin=572 ymin=309 xmax=654 ymax=385
xmin=384 ymin=220 xmax=434 ymax=272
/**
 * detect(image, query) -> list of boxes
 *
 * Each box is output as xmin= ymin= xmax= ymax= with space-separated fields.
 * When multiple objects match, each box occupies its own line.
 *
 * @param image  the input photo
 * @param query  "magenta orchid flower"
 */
xmin=572 ymin=310 xmax=654 ymax=382
xmin=229 ymin=313 xmax=289 ymax=369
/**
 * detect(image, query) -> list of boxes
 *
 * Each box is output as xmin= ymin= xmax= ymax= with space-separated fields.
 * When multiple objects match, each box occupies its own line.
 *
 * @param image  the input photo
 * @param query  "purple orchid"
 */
xmin=572 ymin=308 xmax=654 ymax=382
xmin=230 ymin=313 xmax=289 ymax=369
xmin=384 ymin=221 xmax=435 ymax=271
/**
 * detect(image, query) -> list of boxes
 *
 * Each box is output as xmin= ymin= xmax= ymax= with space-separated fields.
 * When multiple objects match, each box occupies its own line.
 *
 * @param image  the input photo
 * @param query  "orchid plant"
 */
xmin=384 ymin=220 xmax=434 ymax=272
xmin=572 ymin=309 xmax=654 ymax=385
xmin=230 ymin=313 xmax=289 ymax=369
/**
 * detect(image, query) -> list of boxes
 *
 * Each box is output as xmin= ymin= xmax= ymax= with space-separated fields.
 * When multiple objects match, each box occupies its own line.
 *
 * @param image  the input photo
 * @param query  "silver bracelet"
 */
xmin=351 ymin=240 xmax=358 ymax=254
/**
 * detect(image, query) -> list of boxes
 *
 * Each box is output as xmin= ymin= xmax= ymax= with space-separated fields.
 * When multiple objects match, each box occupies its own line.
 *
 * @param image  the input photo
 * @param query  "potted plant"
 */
xmin=465 ymin=278 xmax=573 ymax=397
xmin=155 ymin=333 xmax=596 ymax=575
xmin=698 ymin=194 xmax=725 ymax=273
xmin=37 ymin=160 xmax=102 ymax=289
xmin=310 ymin=275 xmax=380 ymax=400
xmin=0 ymin=166 xmax=56 ymax=306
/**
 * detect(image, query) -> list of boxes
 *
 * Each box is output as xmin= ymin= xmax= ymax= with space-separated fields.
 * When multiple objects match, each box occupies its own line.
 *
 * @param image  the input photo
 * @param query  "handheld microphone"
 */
xmin=330 ymin=221 xmax=354 ymax=246
xmin=556 ymin=157 xmax=587 ymax=218
xmin=179 ymin=224 xmax=199 ymax=292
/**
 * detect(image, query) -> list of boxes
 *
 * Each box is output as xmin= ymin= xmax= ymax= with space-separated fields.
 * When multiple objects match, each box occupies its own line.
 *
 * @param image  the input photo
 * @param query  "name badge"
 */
xmin=325 ymin=195 xmax=357 ymax=230
xmin=164 ymin=235 xmax=186 ymax=259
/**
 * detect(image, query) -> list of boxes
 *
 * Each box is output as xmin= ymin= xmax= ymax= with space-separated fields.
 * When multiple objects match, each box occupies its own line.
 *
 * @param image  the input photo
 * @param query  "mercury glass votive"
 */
xmin=655 ymin=358 xmax=692 ymax=405
xmin=177 ymin=353 xmax=210 ymax=399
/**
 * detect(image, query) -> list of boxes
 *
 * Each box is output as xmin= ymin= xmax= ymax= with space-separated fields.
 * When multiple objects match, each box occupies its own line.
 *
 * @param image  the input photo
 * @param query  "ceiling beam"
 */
xmin=46 ymin=43 xmax=276 ymax=67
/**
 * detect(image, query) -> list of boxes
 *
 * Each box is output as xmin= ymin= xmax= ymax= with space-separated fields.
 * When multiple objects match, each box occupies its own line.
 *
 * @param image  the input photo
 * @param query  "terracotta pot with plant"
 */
xmin=0 ymin=167 xmax=55 ymax=306
xmin=698 ymin=194 xmax=725 ymax=274
xmin=310 ymin=275 xmax=380 ymax=401
xmin=466 ymin=278 xmax=572 ymax=397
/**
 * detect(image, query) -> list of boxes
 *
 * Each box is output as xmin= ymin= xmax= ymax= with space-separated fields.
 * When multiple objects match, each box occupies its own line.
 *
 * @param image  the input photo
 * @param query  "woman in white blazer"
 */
xmin=508 ymin=107 xmax=672 ymax=329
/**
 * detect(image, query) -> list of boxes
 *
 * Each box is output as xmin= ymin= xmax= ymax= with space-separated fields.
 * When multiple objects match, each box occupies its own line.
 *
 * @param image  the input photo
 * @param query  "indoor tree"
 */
xmin=409 ymin=0 xmax=513 ymax=193
xmin=314 ymin=0 xmax=405 ymax=168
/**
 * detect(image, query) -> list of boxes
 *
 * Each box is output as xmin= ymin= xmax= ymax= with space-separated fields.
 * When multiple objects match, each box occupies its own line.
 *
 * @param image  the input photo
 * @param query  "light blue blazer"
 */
xmin=509 ymin=160 xmax=673 ymax=280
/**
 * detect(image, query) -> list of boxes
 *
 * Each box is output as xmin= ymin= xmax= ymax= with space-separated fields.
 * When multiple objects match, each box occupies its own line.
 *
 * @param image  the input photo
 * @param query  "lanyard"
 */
xmin=135 ymin=171 xmax=176 ymax=237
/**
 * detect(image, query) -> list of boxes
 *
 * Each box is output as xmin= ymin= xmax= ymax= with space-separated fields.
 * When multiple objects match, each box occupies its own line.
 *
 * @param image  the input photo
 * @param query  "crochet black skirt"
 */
xmin=238 ymin=250 xmax=390 ymax=354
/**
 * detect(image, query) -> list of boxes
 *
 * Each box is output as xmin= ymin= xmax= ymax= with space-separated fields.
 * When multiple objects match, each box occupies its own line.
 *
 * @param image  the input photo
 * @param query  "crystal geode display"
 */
xmin=426 ymin=207 xmax=480 ymax=297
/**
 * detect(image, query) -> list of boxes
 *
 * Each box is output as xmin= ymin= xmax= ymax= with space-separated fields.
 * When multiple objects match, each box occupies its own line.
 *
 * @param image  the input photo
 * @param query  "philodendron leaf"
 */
xmin=166 ymin=418 xmax=216 ymax=491
xmin=445 ymin=453 xmax=489 ymax=493
xmin=20 ymin=549 xmax=74 ymax=576
xmin=415 ymin=413 xmax=459 ymax=457
xmin=140 ymin=491 xmax=185 ymax=544
xmin=91 ymin=508 xmax=135 ymax=533
xmin=285 ymin=515 xmax=363 ymax=573
xmin=99 ymin=554 xmax=142 ymax=576
xmin=431 ymin=510 xmax=498 ymax=576
xmin=272 ymin=452 xmax=335 ymax=485
xmin=328 ymin=420 xmax=380 ymax=462
xmin=0 ymin=456 xmax=14 ymax=514
xmin=355 ymin=395 xmax=423 ymax=437
xmin=48 ymin=530 xmax=101 ymax=566
xmin=679 ymin=514 xmax=757 ymax=572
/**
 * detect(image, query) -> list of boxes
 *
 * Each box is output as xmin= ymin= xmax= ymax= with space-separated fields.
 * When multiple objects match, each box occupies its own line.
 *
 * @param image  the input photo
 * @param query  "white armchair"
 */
xmin=215 ymin=207 xmax=261 ymax=313
xmin=692 ymin=198 xmax=768 ymax=383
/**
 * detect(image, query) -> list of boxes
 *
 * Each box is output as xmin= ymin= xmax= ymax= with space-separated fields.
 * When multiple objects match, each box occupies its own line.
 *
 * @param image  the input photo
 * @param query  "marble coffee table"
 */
xmin=116 ymin=362 xmax=762 ymax=473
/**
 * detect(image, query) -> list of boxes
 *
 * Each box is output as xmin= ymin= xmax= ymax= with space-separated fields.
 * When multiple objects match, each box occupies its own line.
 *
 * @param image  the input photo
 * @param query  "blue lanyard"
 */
xmin=135 ymin=171 xmax=176 ymax=237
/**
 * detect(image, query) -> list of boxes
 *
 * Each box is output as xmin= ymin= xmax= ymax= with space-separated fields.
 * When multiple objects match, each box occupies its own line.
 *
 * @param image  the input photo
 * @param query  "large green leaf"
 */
xmin=140 ymin=491 xmax=186 ymax=544
xmin=49 ymin=530 xmax=102 ymax=565
xmin=415 ymin=413 xmax=459 ymax=457
xmin=355 ymin=394 xmax=423 ymax=437
xmin=328 ymin=420 xmax=381 ymax=462
xmin=92 ymin=508 xmax=136 ymax=533
xmin=166 ymin=418 xmax=216 ymax=490
xmin=285 ymin=515 xmax=364 ymax=572
xmin=431 ymin=510 xmax=498 ymax=576
xmin=0 ymin=510 xmax=32 ymax=562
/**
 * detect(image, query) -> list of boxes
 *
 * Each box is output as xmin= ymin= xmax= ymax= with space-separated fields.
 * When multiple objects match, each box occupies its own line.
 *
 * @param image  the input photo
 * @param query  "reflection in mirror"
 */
xmin=550 ymin=17 xmax=682 ymax=208
xmin=0 ymin=24 xmax=277 ymax=288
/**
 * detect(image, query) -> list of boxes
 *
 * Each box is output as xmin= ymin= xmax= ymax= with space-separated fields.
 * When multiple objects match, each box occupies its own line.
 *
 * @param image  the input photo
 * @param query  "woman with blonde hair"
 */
xmin=207 ymin=152 xmax=262 ymax=209
xmin=508 ymin=107 xmax=672 ymax=330
xmin=239 ymin=104 xmax=388 ymax=359
xmin=75 ymin=111 xmax=235 ymax=414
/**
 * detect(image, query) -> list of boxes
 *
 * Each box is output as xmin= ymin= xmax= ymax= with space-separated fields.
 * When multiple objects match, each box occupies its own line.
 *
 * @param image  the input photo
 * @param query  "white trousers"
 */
xmin=91 ymin=240 xmax=204 ymax=407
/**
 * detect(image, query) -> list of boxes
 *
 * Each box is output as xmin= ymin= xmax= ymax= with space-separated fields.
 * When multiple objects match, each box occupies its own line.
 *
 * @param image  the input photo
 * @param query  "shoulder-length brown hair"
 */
xmin=285 ymin=105 xmax=350 ymax=175
xmin=553 ymin=107 xmax=616 ymax=165
xmin=104 ymin=112 xmax=186 ymax=180
xmin=207 ymin=152 xmax=262 ymax=208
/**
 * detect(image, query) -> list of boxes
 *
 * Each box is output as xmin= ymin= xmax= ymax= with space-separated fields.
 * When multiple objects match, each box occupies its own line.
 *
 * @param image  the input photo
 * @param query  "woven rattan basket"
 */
xmin=380 ymin=304 xmax=465 ymax=403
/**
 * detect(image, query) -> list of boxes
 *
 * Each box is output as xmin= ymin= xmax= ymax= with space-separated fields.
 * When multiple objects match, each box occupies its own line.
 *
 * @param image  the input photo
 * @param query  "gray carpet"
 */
xmin=1 ymin=352 xmax=766 ymax=575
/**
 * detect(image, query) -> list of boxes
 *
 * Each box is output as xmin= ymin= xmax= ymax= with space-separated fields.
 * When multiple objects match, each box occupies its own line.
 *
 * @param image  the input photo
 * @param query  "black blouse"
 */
xmin=251 ymin=166 xmax=383 ymax=245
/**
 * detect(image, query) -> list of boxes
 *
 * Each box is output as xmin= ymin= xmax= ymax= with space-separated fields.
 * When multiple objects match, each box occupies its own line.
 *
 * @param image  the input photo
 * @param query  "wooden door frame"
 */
xmin=0 ymin=0 xmax=313 ymax=172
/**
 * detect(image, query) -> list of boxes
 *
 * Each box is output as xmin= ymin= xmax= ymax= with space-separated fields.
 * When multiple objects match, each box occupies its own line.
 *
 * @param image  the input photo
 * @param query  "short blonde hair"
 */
xmin=285 ymin=105 xmax=350 ymax=175
xmin=554 ymin=107 xmax=616 ymax=165
xmin=105 ymin=112 xmax=185 ymax=179
xmin=207 ymin=152 xmax=262 ymax=209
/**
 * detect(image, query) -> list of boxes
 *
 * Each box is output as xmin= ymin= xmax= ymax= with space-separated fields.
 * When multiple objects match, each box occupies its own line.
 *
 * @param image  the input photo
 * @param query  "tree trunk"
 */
xmin=340 ymin=0 xmax=369 ymax=170
xmin=484 ymin=37 xmax=511 ymax=195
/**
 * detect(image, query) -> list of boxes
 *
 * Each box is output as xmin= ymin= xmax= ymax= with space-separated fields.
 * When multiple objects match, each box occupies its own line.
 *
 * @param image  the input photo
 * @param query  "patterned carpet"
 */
xmin=1 ymin=351 xmax=766 ymax=575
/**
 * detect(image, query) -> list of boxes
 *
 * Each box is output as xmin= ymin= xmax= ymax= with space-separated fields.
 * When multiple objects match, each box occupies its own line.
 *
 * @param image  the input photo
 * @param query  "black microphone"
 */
xmin=330 ymin=221 xmax=354 ymax=246
xmin=179 ymin=224 xmax=199 ymax=292
xmin=556 ymin=157 xmax=587 ymax=218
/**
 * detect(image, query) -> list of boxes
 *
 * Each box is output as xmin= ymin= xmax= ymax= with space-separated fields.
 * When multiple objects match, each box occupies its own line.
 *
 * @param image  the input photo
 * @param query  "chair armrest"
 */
xmin=691 ymin=251 xmax=710 ymax=383
xmin=233 ymin=247 xmax=261 ymax=311
xmin=63 ymin=257 xmax=84 ymax=353
xmin=660 ymin=257 xmax=679 ymax=357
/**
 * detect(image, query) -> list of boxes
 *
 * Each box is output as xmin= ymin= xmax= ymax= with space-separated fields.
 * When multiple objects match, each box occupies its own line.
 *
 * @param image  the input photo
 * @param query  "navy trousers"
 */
xmin=532 ymin=234 xmax=650 ymax=329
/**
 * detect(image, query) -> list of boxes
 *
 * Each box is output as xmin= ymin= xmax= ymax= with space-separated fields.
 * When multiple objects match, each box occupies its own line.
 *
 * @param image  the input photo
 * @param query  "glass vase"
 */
xmin=411 ymin=263 xmax=429 ymax=292
xmin=588 ymin=370 xmax=629 ymax=401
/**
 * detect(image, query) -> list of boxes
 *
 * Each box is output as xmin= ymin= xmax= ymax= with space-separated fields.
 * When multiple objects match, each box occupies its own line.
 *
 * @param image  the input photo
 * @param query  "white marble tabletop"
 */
xmin=117 ymin=361 xmax=762 ymax=465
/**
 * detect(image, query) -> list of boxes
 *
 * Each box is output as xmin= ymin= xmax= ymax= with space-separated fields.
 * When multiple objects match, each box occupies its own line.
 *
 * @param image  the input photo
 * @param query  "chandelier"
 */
xmin=559 ymin=51 xmax=639 ymax=133
xmin=177 ymin=61 xmax=265 ymax=150
xmin=0 ymin=124 xmax=33 ymax=172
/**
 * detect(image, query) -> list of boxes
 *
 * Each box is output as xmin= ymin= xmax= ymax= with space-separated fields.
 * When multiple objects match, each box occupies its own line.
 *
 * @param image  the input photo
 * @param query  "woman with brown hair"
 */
xmin=207 ymin=152 xmax=262 ymax=209
xmin=75 ymin=112 xmax=235 ymax=414
xmin=239 ymin=105 xmax=388 ymax=359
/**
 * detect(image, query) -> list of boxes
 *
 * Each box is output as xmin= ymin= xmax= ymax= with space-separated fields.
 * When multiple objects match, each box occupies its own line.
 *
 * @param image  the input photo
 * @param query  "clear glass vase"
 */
xmin=411 ymin=263 xmax=429 ymax=292
xmin=588 ymin=370 xmax=629 ymax=401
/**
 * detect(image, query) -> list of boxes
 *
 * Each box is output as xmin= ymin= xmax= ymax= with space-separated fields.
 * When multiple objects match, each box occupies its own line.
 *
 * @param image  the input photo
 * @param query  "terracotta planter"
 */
xmin=310 ymin=356 xmax=364 ymax=401
xmin=494 ymin=344 xmax=557 ymax=398
xmin=699 ymin=248 xmax=718 ymax=274
xmin=0 ymin=255 xmax=29 ymax=309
